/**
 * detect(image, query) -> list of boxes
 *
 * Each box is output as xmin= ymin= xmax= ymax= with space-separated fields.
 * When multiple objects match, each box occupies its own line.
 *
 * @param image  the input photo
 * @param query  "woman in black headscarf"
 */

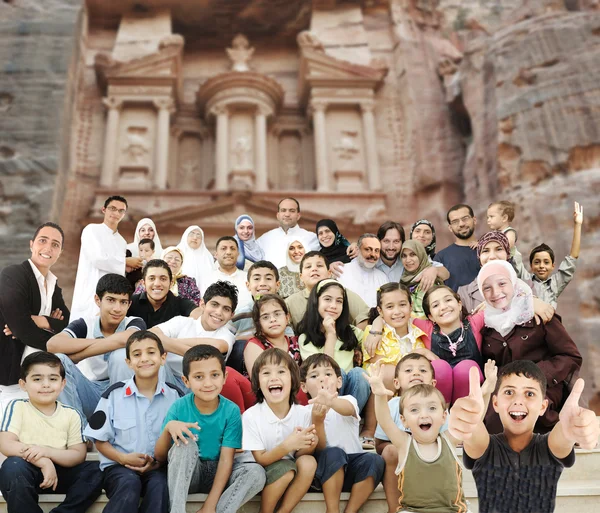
xmin=409 ymin=219 xmax=437 ymax=260
xmin=315 ymin=219 xmax=351 ymax=265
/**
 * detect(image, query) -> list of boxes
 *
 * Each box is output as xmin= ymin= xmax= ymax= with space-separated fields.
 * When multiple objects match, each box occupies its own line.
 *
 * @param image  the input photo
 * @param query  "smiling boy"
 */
xmin=449 ymin=361 xmax=599 ymax=513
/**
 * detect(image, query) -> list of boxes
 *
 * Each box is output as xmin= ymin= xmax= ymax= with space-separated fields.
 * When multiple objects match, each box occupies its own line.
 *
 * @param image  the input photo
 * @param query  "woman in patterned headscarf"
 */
xmin=315 ymin=219 xmax=351 ymax=265
xmin=409 ymin=219 xmax=437 ymax=260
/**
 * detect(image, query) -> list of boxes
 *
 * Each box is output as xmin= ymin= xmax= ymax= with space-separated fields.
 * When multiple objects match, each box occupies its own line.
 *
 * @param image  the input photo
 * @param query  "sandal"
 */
xmin=360 ymin=436 xmax=375 ymax=450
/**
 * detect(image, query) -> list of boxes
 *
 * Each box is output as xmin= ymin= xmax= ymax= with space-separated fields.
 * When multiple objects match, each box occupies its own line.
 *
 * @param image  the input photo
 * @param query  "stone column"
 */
xmin=100 ymin=97 xmax=123 ymax=188
xmin=153 ymin=98 xmax=175 ymax=189
xmin=214 ymin=106 xmax=229 ymax=191
xmin=311 ymin=99 xmax=329 ymax=191
xmin=361 ymin=101 xmax=382 ymax=191
xmin=254 ymin=106 xmax=269 ymax=191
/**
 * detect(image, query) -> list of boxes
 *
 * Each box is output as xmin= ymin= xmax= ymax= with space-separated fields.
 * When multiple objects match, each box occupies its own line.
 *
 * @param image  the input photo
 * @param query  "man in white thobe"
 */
xmin=338 ymin=233 xmax=388 ymax=308
xmin=204 ymin=236 xmax=253 ymax=313
xmin=257 ymin=197 xmax=319 ymax=268
xmin=70 ymin=195 xmax=142 ymax=321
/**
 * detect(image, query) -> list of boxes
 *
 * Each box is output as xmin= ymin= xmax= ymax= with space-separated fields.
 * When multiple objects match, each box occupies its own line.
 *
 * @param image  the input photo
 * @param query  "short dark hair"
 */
xmin=278 ymin=197 xmax=300 ymax=212
xmin=139 ymin=238 xmax=155 ymax=250
xmin=20 ymin=351 xmax=65 ymax=381
xmin=183 ymin=344 xmax=226 ymax=378
xmin=248 ymin=260 xmax=280 ymax=282
xmin=251 ymin=348 xmax=300 ymax=406
xmin=493 ymin=360 xmax=547 ymax=397
xmin=394 ymin=353 xmax=435 ymax=381
xmin=96 ymin=273 xmax=134 ymax=300
xmin=529 ymin=243 xmax=555 ymax=266
xmin=203 ymin=281 xmax=238 ymax=312
xmin=104 ymin=195 xmax=128 ymax=209
xmin=369 ymin=282 xmax=412 ymax=323
xmin=299 ymin=251 xmax=327 ymax=273
xmin=446 ymin=204 xmax=474 ymax=224
xmin=216 ymin=236 xmax=239 ymax=250
xmin=300 ymin=353 xmax=342 ymax=383
xmin=32 ymin=222 xmax=65 ymax=248
xmin=377 ymin=221 xmax=406 ymax=244
xmin=142 ymin=259 xmax=173 ymax=282
xmin=489 ymin=201 xmax=516 ymax=222
xmin=125 ymin=330 xmax=165 ymax=359
xmin=422 ymin=285 xmax=462 ymax=319
xmin=252 ymin=294 xmax=289 ymax=344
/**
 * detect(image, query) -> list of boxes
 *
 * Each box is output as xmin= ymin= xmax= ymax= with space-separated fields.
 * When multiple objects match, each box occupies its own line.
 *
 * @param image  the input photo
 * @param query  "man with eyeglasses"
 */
xmin=71 ymin=195 xmax=142 ymax=321
xmin=256 ymin=197 xmax=320 ymax=268
xmin=433 ymin=204 xmax=480 ymax=291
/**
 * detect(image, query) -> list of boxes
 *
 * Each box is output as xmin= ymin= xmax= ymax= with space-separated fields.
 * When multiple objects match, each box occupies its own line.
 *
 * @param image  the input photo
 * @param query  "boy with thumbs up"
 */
xmin=449 ymin=360 xmax=599 ymax=513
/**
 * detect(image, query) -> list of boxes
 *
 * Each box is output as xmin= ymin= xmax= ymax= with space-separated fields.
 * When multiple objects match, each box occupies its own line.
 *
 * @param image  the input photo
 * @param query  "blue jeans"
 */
xmin=341 ymin=367 xmax=370 ymax=412
xmin=0 ymin=457 xmax=103 ymax=513
xmin=103 ymin=464 xmax=168 ymax=513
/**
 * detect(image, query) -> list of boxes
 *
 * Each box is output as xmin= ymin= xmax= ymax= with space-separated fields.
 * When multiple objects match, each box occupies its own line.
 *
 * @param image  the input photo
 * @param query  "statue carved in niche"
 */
xmin=226 ymin=34 xmax=255 ymax=72
xmin=232 ymin=134 xmax=252 ymax=170
xmin=122 ymin=127 xmax=150 ymax=164
xmin=334 ymin=131 xmax=360 ymax=170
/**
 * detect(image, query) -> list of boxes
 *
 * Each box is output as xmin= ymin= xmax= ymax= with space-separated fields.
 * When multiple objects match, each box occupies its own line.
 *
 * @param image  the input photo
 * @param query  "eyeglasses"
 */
xmin=106 ymin=206 xmax=126 ymax=215
xmin=449 ymin=215 xmax=472 ymax=226
xmin=259 ymin=310 xmax=286 ymax=322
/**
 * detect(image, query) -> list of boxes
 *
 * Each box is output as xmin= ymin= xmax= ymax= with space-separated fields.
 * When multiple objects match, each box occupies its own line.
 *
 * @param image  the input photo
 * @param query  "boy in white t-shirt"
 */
xmin=301 ymin=354 xmax=384 ymax=513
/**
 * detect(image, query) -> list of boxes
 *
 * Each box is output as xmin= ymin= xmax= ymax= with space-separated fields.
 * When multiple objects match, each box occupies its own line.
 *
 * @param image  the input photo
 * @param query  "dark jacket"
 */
xmin=0 ymin=261 xmax=69 ymax=385
xmin=482 ymin=315 xmax=582 ymax=434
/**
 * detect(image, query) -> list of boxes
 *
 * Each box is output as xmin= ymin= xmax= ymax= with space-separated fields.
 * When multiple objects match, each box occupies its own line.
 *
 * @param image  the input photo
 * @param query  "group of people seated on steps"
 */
xmin=0 ymin=194 xmax=597 ymax=513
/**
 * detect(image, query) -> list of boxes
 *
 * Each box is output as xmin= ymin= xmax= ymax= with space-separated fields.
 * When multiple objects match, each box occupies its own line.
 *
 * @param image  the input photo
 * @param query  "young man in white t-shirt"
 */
xmin=47 ymin=274 xmax=145 ymax=420
xmin=300 ymin=354 xmax=384 ymax=513
xmin=150 ymin=281 xmax=237 ymax=390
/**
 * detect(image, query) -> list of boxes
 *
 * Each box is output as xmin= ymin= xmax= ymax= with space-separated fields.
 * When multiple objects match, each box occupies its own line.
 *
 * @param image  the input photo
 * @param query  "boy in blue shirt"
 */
xmin=84 ymin=330 xmax=182 ymax=513
xmin=154 ymin=345 xmax=265 ymax=513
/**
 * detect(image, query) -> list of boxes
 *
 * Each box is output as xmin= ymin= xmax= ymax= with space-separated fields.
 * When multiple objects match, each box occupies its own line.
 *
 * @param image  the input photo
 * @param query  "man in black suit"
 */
xmin=0 ymin=222 xmax=69 ymax=385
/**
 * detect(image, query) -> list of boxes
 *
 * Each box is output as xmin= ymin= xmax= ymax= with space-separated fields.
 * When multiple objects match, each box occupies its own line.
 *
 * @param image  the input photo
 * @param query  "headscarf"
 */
xmin=315 ymin=219 xmax=351 ymax=265
xmin=477 ymin=261 xmax=534 ymax=337
xmin=177 ymin=225 xmax=214 ymax=294
xmin=162 ymin=246 xmax=185 ymax=295
xmin=476 ymin=231 xmax=510 ymax=262
xmin=409 ymin=219 xmax=436 ymax=257
xmin=285 ymin=239 xmax=307 ymax=273
xmin=233 ymin=214 xmax=265 ymax=270
xmin=126 ymin=218 xmax=163 ymax=257
xmin=399 ymin=240 xmax=432 ymax=287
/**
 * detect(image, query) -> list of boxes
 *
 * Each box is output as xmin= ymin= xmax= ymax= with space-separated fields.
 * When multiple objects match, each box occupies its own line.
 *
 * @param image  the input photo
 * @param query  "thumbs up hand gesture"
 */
xmin=449 ymin=366 xmax=485 ymax=441
xmin=559 ymin=379 xmax=599 ymax=450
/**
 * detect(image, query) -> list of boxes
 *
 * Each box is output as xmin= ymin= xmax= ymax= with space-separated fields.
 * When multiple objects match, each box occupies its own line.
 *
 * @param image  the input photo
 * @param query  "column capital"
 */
xmin=153 ymin=97 xmax=175 ymax=113
xmin=211 ymin=104 xmax=229 ymax=117
xmin=360 ymin=101 xmax=375 ymax=114
xmin=309 ymin=99 xmax=328 ymax=114
xmin=255 ymin=104 xmax=271 ymax=117
xmin=102 ymin=96 xmax=123 ymax=111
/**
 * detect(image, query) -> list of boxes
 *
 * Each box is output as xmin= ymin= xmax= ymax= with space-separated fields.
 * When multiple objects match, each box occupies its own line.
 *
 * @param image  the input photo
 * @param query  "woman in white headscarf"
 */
xmin=177 ymin=225 xmax=215 ymax=295
xmin=126 ymin=218 xmax=163 ymax=257
xmin=233 ymin=214 xmax=265 ymax=270
xmin=278 ymin=239 xmax=307 ymax=299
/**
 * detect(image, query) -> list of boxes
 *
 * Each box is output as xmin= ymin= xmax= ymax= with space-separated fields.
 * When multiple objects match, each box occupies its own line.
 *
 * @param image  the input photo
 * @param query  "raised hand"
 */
xmin=559 ymin=379 xmax=599 ymax=450
xmin=311 ymin=402 xmax=329 ymax=423
xmin=166 ymin=421 xmax=200 ymax=446
xmin=308 ymin=388 xmax=338 ymax=408
xmin=481 ymin=360 xmax=498 ymax=396
xmin=573 ymin=202 xmax=583 ymax=225
xmin=363 ymin=361 xmax=394 ymax=397
xmin=448 ymin=366 xmax=485 ymax=441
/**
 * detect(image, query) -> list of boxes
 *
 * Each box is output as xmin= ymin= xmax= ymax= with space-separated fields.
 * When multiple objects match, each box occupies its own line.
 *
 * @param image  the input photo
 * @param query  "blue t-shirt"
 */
xmin=434 ymin=244 xmax=480 ymax=291
xmin=162 ymin=394 xmax=242 ymax=461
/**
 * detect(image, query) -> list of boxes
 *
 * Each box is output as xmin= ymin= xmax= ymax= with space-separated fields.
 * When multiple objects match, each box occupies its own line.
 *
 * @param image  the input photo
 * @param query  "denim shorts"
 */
xmin=312 ymin=447 xmax=384 ymax=491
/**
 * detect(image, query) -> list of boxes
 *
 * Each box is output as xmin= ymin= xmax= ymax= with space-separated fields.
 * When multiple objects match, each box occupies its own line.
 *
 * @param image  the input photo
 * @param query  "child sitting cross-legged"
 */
xmin=0 ymin=352 xmax=104 ymax=513
xmin=243 ymin=348 xmax=318 ymax=513
xmin=83 ymin=330 xmax=183 ymax=513
xmin=365 ymin=360 xmax=476 ymax=513
xmin=300 ymin=354 xmax=385 ymax=513
xmin=154 ymin=344 xmax=265 ymax=513
xmin=450 ymin=361 xmax=599 ymax=513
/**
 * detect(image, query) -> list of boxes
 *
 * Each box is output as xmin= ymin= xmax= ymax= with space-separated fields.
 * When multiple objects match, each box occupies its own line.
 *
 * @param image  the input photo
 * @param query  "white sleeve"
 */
xmin=80 ymin=226 xmax=126 ymax=275
xmin=242 ymin=409 xmax=265 ymax=451
xmin=156 ymin=316 xmax=186 ymax=338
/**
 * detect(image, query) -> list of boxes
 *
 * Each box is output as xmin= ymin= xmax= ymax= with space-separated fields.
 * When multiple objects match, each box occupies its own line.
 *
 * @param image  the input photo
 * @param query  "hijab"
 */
xmin=285 ymin=239 xmax=307 ymax=273
xmin=162 ymin=246 xmax=185 ymax=295
xmin=409 ymin=219 xmax=436 ymax=258
xmin=177 ymin=225 xmax=214 ymax=294
xmin=399 ymin=240 xmax=432 ymax=287
xmin=477 ymin=261 xmax=534 ymax=337
xmin=315 ymin=219 xmax=351 ymax=264
xmin=126 ymin=218 xmax=163 ymax=257
xmin=233 ymin=214 xmax=265 ymax=270
xmin=476 ymin=231 xmax=510 ymax=262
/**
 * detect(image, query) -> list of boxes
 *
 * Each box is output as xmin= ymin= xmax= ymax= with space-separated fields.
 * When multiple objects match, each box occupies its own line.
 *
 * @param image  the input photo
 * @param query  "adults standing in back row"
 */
xmin=71 ymin=195 xmax=141 ymax=321
xmin=434 ymin=204 xmax=480 ymax=291
xmin=257 ymin=198 xmax=319 ymax=269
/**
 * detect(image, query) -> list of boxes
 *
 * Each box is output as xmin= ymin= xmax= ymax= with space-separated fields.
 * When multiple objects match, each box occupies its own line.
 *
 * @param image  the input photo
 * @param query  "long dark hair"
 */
xmin=297 ymin=279 xmax=358 ymax=352
xmin=252 ymin=294 xmax=289 ymax=345
xmin=368 ymin=282 xmax=412 ymax=324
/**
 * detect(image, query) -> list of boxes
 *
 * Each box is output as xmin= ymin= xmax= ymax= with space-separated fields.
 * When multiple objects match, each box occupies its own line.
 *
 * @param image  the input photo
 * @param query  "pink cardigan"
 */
xmin=413 ymin=311 xmax=485 ymax=352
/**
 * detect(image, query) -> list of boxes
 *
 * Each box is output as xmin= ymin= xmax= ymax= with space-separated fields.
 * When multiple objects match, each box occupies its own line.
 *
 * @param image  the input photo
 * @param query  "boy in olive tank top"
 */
xmin=365 ymin=361 xmax=471 ymax=513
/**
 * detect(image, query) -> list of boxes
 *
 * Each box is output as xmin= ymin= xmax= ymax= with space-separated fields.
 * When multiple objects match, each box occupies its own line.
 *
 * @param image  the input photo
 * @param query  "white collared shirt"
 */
xmin=338 ymin=258 xmax=389 ymax=307
xmin=205 ymin=266 xmax=253 ymax=313
xmin=257 ymin=225 xmax=320 ymax=269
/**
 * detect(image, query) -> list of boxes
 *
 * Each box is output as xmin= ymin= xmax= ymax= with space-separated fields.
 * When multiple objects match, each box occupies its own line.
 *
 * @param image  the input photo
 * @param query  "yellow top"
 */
xmin=363 ymin=321 xmax=427 ymax=367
